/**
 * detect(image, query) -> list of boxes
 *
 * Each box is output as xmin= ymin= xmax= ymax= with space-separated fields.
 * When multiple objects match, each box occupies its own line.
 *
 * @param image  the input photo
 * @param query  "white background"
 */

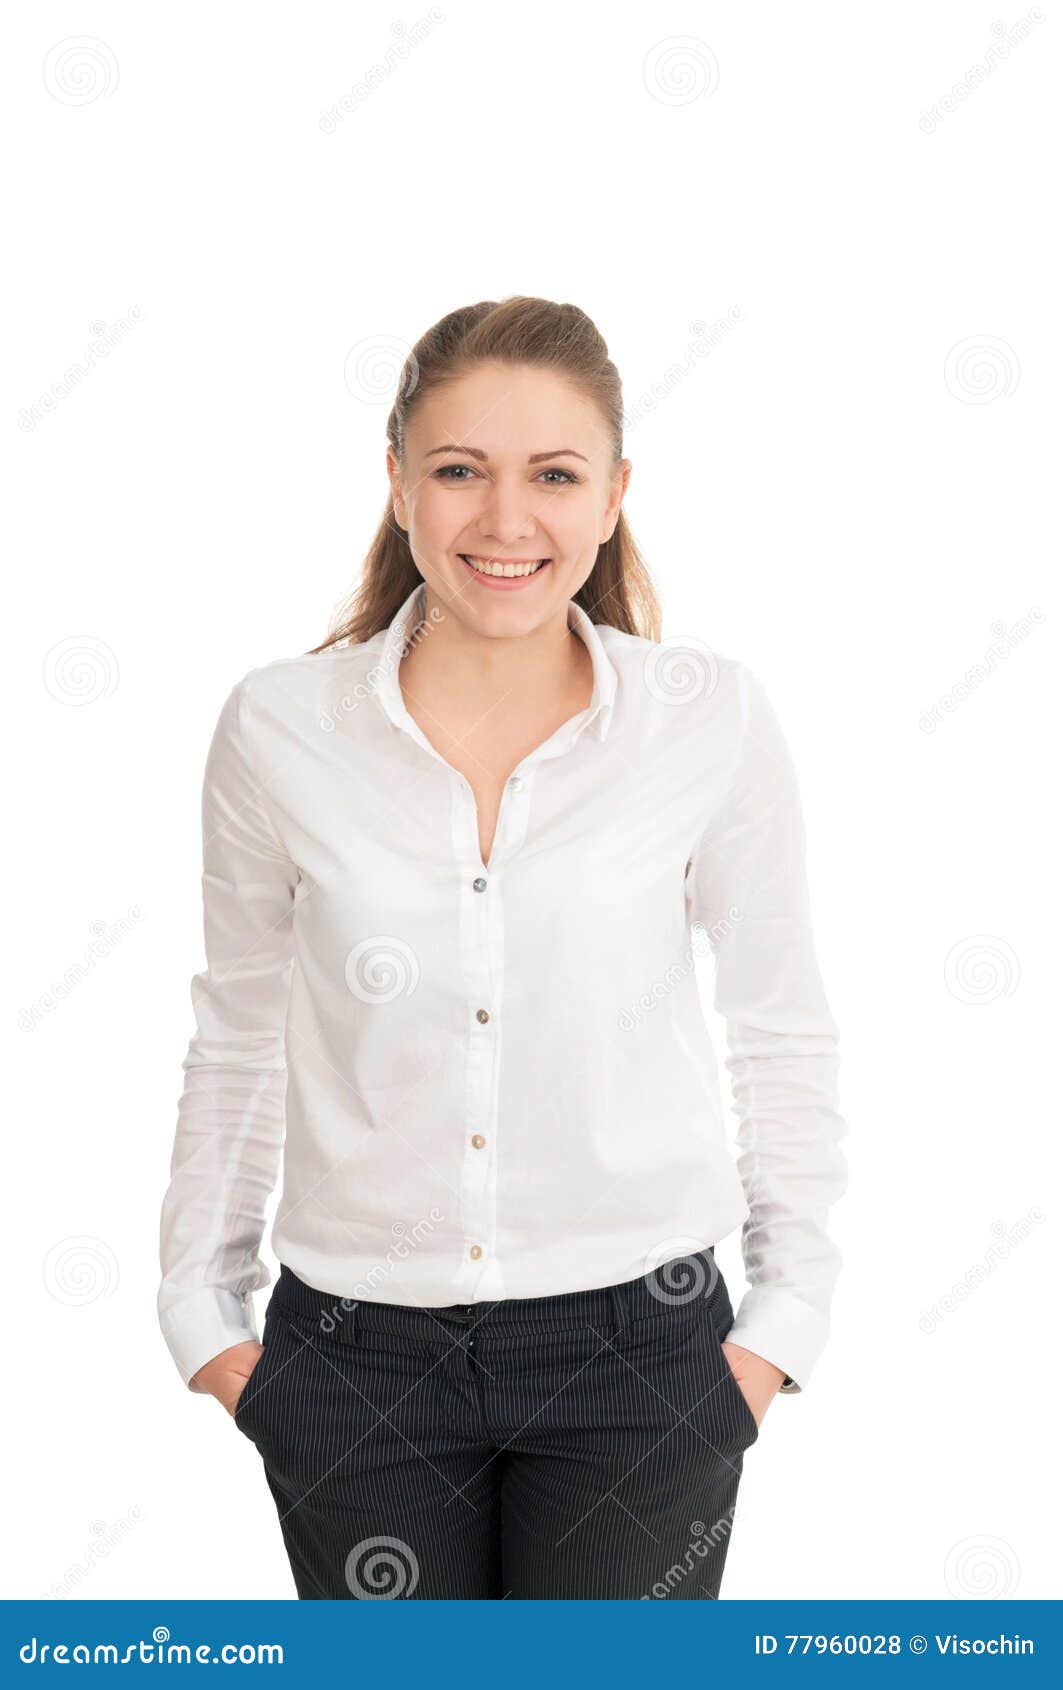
xmin=4 ymin=1 xmax=1059 ymax=1601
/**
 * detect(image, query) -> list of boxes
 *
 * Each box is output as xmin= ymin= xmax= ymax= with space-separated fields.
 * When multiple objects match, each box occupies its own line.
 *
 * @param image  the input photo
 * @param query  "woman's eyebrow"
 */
xmin=423 ymin=444 xmax=589 ymax=464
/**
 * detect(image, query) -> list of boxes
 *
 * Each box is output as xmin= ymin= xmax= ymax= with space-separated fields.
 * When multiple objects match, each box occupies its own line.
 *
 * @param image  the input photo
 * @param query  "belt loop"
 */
xmin=701 ymin=1244 xmax=718 ymax=1300
xmin=608 ymin=1280 xmax=629 ymax=1331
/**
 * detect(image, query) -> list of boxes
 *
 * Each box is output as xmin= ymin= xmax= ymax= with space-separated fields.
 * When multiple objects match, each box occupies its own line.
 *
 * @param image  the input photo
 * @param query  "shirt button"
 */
xmin=470 ymin=1133 xmax=486 ymax=1149
xmin=470 ymin=1244 xmax=483 ymax=1260
xmin=473 ymin=877 xmax=487 ymax=893
xmin=476 ymin=1008 xmax=490 ymax=1024
xmin=506 ymin=775 xmax=524 ymax=792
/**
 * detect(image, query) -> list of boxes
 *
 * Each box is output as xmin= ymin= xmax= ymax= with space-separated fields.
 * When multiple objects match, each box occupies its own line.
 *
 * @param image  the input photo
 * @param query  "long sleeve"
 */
xmin=158 ymin=676 xmax=298 ymax=1387
xmin=687 ymin=663 xmax=848 ymax=1392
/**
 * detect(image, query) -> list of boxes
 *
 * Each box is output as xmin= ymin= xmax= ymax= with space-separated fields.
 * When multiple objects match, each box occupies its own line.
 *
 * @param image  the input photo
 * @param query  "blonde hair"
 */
xmin=307 ymin=295 xmax=661 ymax=653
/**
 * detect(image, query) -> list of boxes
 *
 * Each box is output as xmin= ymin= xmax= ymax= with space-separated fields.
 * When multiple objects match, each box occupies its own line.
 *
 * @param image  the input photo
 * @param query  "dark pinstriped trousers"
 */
xmin=233 ymin=1246 xmax=759 ymax=1599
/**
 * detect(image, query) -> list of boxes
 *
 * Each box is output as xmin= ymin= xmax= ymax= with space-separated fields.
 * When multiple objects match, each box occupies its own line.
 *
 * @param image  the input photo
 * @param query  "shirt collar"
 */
xmin=368 ymin=579 xmax=617 ymax=745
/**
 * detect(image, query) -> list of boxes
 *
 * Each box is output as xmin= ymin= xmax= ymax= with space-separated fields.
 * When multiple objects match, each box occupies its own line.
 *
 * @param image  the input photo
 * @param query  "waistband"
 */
xmin=270 ymin=1248 xmax=727 ymax=1344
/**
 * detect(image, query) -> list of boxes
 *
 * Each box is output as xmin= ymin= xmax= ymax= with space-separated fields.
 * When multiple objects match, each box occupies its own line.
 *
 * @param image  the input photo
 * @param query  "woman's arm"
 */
xmin=688 ymin=661 xmax=849 ymax=1394
xmin=157 ymin=675 xmax=298 ymax=1389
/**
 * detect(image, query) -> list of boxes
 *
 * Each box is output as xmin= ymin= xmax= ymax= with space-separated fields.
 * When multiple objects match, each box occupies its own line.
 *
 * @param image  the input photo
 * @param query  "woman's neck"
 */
xmin=398 ymin=589 xmax=593 ymax=727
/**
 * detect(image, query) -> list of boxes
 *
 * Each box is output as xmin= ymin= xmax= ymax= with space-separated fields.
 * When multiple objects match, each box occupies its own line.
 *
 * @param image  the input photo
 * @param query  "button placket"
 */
xmin=455 ymin=774 xmax=502 ymax=1295
xmin=453 ymin=762 xmax=538 ymax=1297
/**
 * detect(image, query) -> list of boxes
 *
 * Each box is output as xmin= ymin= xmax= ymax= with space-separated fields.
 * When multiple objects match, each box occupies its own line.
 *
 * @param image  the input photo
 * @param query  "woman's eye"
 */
xmin=433 ymin=464 xmax=578 ymax=485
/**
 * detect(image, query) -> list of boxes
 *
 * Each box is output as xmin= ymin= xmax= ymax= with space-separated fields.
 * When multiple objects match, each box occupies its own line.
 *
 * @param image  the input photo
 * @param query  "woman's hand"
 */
xmin=189 ymin=1340 xmax=264 ymax=1416
xmin=721 ymin=1341 xmax=786 ymax=1428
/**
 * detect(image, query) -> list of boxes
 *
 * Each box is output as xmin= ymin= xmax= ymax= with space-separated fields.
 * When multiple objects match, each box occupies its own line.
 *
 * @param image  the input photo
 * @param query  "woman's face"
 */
xmin=388 ymin=361 xmax=631 ymax=630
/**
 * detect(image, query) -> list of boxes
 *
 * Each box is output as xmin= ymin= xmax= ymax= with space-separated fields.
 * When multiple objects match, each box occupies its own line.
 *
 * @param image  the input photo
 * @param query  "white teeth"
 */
xmin=462 ymin=556 xmax=547 ymax=578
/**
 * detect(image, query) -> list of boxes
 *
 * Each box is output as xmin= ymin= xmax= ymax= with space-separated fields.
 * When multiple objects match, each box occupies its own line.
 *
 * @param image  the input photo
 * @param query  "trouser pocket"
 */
xmin=699 ymin=1272 xmax=759 ymax=1448
xmin=233 ymin=1299 xmax=279 ymax=1438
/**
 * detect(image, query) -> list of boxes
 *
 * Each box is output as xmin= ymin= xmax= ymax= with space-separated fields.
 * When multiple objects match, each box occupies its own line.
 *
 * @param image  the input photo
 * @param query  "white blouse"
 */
xmin=158 ymin=580 xmax=847 ymax=1394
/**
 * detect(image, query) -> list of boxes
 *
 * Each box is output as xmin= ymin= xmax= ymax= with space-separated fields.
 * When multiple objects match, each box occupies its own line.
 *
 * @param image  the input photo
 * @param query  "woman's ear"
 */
xmin=601 ymin=458 xmax=632 ymax=540
xmin=386 ymin=446 xmax=408 ymax=530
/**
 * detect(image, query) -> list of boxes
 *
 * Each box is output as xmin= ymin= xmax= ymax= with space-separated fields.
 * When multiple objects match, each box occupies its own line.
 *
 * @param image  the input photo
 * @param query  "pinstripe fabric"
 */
xmin=233 ymin=1247 xmax=758 ymax=1599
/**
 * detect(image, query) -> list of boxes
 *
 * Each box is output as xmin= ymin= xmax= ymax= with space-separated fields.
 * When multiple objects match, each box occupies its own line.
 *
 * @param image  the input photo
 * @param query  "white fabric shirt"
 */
xmin=158 ymin=580 xmax=847 ymax=1393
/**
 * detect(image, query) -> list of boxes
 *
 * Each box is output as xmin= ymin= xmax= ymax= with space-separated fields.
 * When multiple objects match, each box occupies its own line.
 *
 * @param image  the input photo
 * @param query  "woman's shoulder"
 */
xmin=224 ymin=633 xmax=390 ymax=732
xmin=598 ymin=619 xmax=758 ymax=722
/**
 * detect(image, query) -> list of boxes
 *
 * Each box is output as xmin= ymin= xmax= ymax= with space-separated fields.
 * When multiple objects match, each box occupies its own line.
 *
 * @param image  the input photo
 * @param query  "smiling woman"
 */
xmin=158 ymin=295 xmax=847 ymax=1601
xmin=310 ymin=300 xmax=658 ymax=651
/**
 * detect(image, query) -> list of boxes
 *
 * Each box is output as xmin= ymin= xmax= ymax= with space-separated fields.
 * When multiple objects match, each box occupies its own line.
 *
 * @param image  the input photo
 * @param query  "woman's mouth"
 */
xmin=458 ymin=554 xmax=552 ymax=588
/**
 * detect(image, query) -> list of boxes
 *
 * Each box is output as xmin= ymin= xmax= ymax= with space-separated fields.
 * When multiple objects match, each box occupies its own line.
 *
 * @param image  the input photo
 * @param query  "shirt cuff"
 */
xmin=158 ymin=1286 xmax=260 ymax=1388
xmin=723 ymin=1284 xmax=830 ymax=1394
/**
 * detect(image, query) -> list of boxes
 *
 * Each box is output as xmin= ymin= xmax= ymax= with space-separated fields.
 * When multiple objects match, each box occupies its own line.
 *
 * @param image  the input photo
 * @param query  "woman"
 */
xmin=157 ymin=296 xmax=848 ymax=1600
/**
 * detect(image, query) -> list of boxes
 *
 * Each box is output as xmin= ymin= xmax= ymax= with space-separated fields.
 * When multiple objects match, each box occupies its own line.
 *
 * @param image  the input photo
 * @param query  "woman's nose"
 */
xmin=477 ymin=479 xmax=540 ymax=542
